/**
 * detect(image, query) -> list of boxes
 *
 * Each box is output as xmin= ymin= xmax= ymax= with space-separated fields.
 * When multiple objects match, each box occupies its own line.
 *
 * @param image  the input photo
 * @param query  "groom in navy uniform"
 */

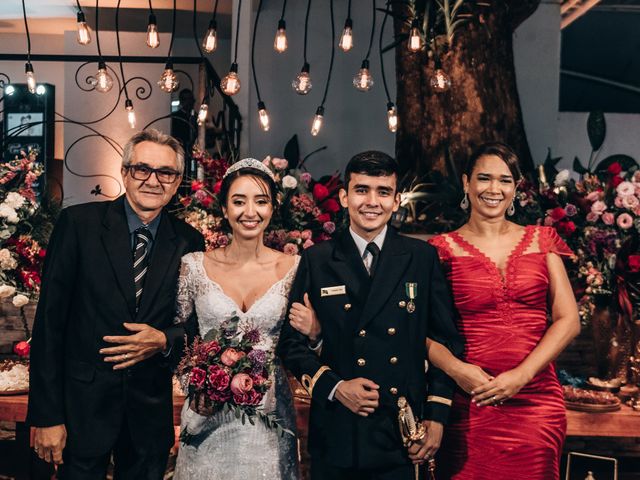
xmin=27 ymin=129 xmax=204 ymax=479
xmin=279 ymin=151 xmax=463 ymax=479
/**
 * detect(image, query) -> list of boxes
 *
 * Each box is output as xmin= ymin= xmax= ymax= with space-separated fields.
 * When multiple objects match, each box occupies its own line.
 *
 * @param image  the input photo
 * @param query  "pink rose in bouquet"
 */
xmin=221 ymin=348 xmax=246 ymax=366
xmin=230 ymin=373 xmax=253 ymax=395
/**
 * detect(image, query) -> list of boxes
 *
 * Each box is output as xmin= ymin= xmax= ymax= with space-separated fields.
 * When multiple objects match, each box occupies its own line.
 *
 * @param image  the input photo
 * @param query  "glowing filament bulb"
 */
xmin=257 ymin=101 xmax=270 ymax=131
xmin=387 ymin=102 xmax=398 ymax=132
xmin=274 ymin=19 xmax=287 ymax=53
xmin=202 ymin=19 xmax=218 ymax=53
xmin=408 ymin=19 xmax=421 ymax=52
xmin=339 ymin=18 xmax=353 ymax=52
xmin=125 ymin=99 xmax=136 ymax=129
xmin=94 ymin=61 xmax=114 ymax=93
xmin=76 ymin=12 xmax=91 ymax=45
xmin=197 ymin=104 xmax=208 ymax=125
xmin=292 ymin=63 xmax=312 ymax=95
xmin=353 ymin=60 xmax=373 ymax=92
xmin=158 ymin=63 xmax=179 ymax=93
xmin=25 ymin=63 xmax=36 ymax=94
xmin=221 ymin=63 xmax=241 ymax=96
xmin=310 ymin=106 xmax=324 ymax=136
xmin=146 ymin=14 xmax=160 ymax=48
xmin=430 ymin=68 xmax=451 ymax=92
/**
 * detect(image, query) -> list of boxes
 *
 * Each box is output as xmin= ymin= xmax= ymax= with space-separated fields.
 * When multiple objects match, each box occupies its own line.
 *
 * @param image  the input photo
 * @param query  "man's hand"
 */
xmin=407 ymin=421 xmax=443 ymax=465
xmin=33 ymin=424 xmax=66 ymax=465
xmin=334 ymin=378 xmax=379 ymax=417
xmin=289 ymin=293 xmax=322 ymax=342
xmin=101 ymin=322 xmax=167 ymax=370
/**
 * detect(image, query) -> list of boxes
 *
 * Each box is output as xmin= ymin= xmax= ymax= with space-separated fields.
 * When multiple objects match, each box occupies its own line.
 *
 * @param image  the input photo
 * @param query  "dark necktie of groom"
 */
xmin=366 ymin=242 xmax=380 ymax=277
xmin=133 ymin=227 xmax=151 ymax=311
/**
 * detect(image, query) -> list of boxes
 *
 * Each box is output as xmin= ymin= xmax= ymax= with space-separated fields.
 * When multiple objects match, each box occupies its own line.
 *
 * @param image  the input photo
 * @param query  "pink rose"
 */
xmin=602 ymin=212 xmax=615 ymax=225
xmin=300 ymin=172 xmax=312 ymax=185
xmin=622 ymin=195 xmax=639 ymax=209
xmin=323 ymin=221 xmax=336 ymax=234
xmin=220 ymin=348 xmax=246 ymax=367
xmin=289 ymin=230 xmax=301 ymax=239
xmin=616 ymin=181 xmax=635 ymax=197
xmin=633 ymin=171 xmax=640 ymax=183
xmin=202 ymin=341 xmax=221 ymax=356
xmin=543 ymin=216 xmax=554 ymax=226
xmin=301 ymin=229 xmax=312 ymax=240
xmin=615 ymin=196 xmax=624 ymax=208
xmin=590 ymin=200 xmax=607 ymax=215
xmin=230 ymin=373 xmax=253 ymax=395
xmin=586 ymin=191 xmax=602 ymax=202
xmin=617 ymin=213 xmax=633 ymax=230
xmin=190 ymin=367 xmax=207 ymax=389
xmin=634 ymin=205 xmax=640 ymax=216
xmin=271 ymin=157 xmax=288 ymax=170
xmin=586 ymin=212 xmax=599 ymax=223
xmin=283 ymin=243 xmax=299 ymax=255
xmin=207 ymin=365 xmax=231 ymax=391
xmin=303 ymin=239 xmax=314 ymax=249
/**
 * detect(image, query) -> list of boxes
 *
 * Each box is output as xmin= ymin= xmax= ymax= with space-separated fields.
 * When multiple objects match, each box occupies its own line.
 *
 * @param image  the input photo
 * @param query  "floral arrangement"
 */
xmin=177 ymin=315 xmax=292 ymax=442
xmin=176 ymin=145 xmax=345 ymax=252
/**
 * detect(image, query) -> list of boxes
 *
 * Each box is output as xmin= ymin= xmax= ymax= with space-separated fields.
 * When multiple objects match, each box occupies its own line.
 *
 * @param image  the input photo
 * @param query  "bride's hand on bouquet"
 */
xmin=471 ymin=368 xmax=530 ymax=406
xmin=190 ymin=394 xmax=215 ymax=416
xmin=451 ymin=362 xmax=493 ymax=394
xmin=289 ymin=293 xmax=321 ymax=343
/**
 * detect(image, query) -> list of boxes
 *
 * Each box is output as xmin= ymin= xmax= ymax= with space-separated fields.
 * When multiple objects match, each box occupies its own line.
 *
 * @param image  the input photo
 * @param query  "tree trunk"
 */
xmin=393 ymin=1 xmax=539 ymax=180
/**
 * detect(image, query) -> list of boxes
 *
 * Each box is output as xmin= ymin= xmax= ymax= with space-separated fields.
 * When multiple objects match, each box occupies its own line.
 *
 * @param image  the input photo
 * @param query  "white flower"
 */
xmin=282 ymin=175 xmax=298 ymax=189
xmin=0 ymin=204 xmax=19 ymax=223
xmin=0 ymin=249 xmax=17 ymax=271
xmin=0 ymin=285 xmax=16 ymax=298
xmin=616 ymin=181 xmax=635 ymax=197
xmin=554 ymin=169 xmax=570 ymax=187
xmin=12 ymin=294 xmax=29 ymax=307
xmin=4 ymin=192 xmax=26 ymax=210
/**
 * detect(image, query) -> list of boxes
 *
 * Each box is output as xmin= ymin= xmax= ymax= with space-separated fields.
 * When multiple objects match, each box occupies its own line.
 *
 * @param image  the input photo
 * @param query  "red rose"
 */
xmin=200 ymin=195 xmax=214 ymax=209
xmin=607 ymin=162 xmax=622 ymax=175
xmin=207 ymin=365 xmax=231 ymax=391
xmin=202 ymin=341 xmax=221 ymax=356
xmin=316 ymin=213 xmax=331 ymax=223
xmin=38 ymin=249 xmax=47 ymax=258
xmin=233 ymin=389 xmax=263 ymax=406
xmin=209 ymin=389 xmax=232 ymax=403
xmin=313 ymin=184 xmax=329 ymax=202
xmin=629 ymin=255 xmax=640 ymax=273
xmin=191 ymin=180 xmax=204 ymax=192
xmin=189 ymin=367 xmax=207 ymax=389
xmin=213 ymin=180 xmax=223 ymax=194
xmin=611 ymin=176 xmax=623 ymax=187
xmin=13 ymin=340 xmax=30 ymax=357
xmin=322 ymin=198 xmax=340 ymax=213
xmin=550 ymin=207 xmax=566 ymax=222
xmin=556 ymin=220 xmax=576 ymax=236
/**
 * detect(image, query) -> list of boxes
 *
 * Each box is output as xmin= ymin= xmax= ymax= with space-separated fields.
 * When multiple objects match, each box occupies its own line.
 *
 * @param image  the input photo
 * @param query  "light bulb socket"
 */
xmin=410 ymin=18 xmax=420 ymax=29
xmin=361 ymin=59 xmax=370 ymax=70
xmin=125 ymin=99 xmax=133 ymax=109
xmin=434 ymin=57 xmax=443 ymax=69
xmin=315 ymin=106 xmax=324 ymax=116
xmin=301 ymin=62 xmax=310 ymax=73
xmin=148 ymin=13 xmax=157 ymax=26
xmin=208 ymin=19 xmax=217 ymax=30
xmin=387 ymin=101 xmax=395 ymax=110
xmin=165 ymin=61 xmax=174 ymax=70
xmin=344 ymin=18 xmax=353 ymax=29
xmin=278 ymin=19 xmax=286 ymax=30
xmin=77 ymin=11 xmax=86 ymax=23
xmin=25 ymin=62 xmax=34 ymax=74
xmin=98 ymin=60 xmax=107 ymax=70
xmin=229 ymin=63 xmax=239 ymax=73
xmin=257 ymin=101 xmax=266 ymax=110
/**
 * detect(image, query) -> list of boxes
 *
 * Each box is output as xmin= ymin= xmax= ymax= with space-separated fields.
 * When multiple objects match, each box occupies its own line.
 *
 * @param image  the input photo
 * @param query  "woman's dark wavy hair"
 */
xmin=218 ymin=167 xmax=278 ymax=234
xmin=464 ymin=142 xmax=523 ymax=183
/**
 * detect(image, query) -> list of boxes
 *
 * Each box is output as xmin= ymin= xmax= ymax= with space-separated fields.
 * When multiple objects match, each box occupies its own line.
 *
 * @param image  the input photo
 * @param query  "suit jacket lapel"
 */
xmin=101 ymin=196 xmax=137 ymax=318
xmin=357 ymin=228 xmax=411 ymax=329
xmin=326 ymin=231 xmax=369 ymax=306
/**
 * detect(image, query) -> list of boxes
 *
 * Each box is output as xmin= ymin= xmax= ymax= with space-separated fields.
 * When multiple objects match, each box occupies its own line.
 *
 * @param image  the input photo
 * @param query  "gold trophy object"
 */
xmin=397 ymin=396 xmax=436 ymax=480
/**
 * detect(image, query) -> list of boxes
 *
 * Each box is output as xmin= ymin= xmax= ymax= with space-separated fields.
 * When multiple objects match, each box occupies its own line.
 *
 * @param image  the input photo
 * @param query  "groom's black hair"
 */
xmin=344 ymin=150 xmax=399 ymax=189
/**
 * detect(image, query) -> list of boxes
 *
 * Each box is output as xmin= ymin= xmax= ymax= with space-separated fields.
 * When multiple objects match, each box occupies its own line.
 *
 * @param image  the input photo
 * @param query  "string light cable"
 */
xmin=274 ymin=0 xmax=288 ymax=53
xmin=93 ymin=0 xmax=114 ymax=93
xmin=146 ymin=0 xmax=160 ymax=48
xmin=379 ymin=2 xmax=397 ymax=132
xmin=252 ymin=0 xmax=270 ymax=131
xmin=292 ymin=0 xmax=313 ymax=95
xmin=353 ymin=0 xmax=376 ymax=92
xmin=221 ymin=0 xmax=242 ymax=95
xmin=311 ymin=0 xmax=335 ymax=136
xmin=159 ymin=0 xmax=179 ymax=93
xmin=76 ymin=0 xmax=91 ymax=45
xmin=21 ymin=0 xmax=36 ymax=94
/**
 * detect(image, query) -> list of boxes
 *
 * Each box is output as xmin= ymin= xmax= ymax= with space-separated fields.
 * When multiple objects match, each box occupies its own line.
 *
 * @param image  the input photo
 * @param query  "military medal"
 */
xmin=405 ymin=282 xmax=417 ymax=313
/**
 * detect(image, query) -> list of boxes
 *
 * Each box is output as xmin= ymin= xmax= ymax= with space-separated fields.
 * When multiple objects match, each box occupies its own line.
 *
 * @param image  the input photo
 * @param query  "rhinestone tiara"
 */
xmin=222 ymin=158 xmax=276 ymax=182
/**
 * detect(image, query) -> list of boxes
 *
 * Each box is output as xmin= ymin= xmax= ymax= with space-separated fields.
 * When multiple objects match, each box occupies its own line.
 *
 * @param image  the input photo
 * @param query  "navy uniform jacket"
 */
xmin=278 ymin=227 xmax=463 ymax=470
xmin=27 ymin=196 xmax=204 ymax=456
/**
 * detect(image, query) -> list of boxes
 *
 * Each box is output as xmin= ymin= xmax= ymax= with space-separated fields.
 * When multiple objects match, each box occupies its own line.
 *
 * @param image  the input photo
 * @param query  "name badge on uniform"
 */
xmin=405 ymin=282 xmax=417 ymax=313
xmin=321 ymin=285 xmax=346 ymax=297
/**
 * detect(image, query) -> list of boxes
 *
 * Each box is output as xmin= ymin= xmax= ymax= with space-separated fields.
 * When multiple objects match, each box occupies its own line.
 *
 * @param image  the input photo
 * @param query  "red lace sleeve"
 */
xmin=427 ymin=234 xmax=453 ymax=263
xmin=538 ymin=226 xmax=574 ymax=257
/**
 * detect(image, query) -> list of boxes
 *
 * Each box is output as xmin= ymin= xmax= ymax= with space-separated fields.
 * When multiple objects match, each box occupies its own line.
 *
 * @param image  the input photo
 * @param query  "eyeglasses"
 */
xmin=124 ymin=164 xmax=181 ymax=184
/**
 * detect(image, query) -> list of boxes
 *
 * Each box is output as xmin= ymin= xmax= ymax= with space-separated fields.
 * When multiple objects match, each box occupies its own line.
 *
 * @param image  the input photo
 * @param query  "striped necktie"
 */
xmin=133 ymin=227 xmax=151 ymax=310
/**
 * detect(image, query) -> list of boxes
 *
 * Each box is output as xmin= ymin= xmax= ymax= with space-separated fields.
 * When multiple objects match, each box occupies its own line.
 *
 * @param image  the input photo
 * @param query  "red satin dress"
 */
xmin=428 ymin=225 xmax=572 ymax=480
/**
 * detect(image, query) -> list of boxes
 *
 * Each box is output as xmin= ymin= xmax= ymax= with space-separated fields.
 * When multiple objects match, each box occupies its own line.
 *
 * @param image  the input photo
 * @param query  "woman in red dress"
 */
xmin=427 ymin=143 xmax=580 ymax=479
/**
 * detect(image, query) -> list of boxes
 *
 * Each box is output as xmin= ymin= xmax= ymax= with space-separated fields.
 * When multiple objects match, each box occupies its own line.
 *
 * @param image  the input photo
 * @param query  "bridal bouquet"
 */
xmin=177 ymin=315 xmax=292 ymax=442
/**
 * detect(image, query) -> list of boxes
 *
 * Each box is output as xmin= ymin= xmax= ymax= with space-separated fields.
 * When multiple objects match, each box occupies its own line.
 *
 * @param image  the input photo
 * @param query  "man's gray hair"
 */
xmin=122 ymin=128 xmax=185 ymax=173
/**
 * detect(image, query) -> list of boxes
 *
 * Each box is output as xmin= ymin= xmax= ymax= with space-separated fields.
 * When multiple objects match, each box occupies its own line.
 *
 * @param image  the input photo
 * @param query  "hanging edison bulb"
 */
xmin=257 ymin=101 xmax=270 ymax=131
xmin=430 ymin=68 xmax=451 ymax=92
xmin=125 ymin=99 xmax=136 ymax=129
xmin=94 ymin=61 xmax=114 ymax=93
xmin=158 ymin=62 xmax=179 ymax=93
xmin=353 ymin=60 xmax=374 ymax=92
xmin=76 ymin=11 xmax=91 ymax=45
xmin=292 ymin=63 xmax=312 ymax=95
xmin=408 ymin=18 xmax=421 ymax=52
xmin=339 ymin=18 xmax=353 ymax=52
xmin=146 ymin=14 xmax=160 ymax=48
xmin=274 ymin=19 xmax=287 ymax=53
xmin=221 ymin=63 xmax=241 ymax=96
xmin=202 ymin=19 xmax=218 ymax=53
xmin=197 ymin=103 xmax=208 ymax=125
xmin=310 ymin=106 xmax=324 ymax=136
xmin=25 ymin=63 xmax=36 ymax=94
xmin=387 ymin=102 xmax=398 ymax=132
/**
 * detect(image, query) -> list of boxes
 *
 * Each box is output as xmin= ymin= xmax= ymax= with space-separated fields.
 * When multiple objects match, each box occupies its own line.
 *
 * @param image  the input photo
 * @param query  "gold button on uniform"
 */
xmin=389 ymin=387 xmax=398 ymax=395
xmin=344 ymin=303 xmax=352 ymax=311
xmin=390 ymin=356 xmax=398 ymax=365
xmin=387 ymin=327 xmax=396 ymax=335
xmin=357 ymin=358 xmax=366 ymax=367
xmin=398 ymin=300 xmax=406 ymax=308
xmin=358 ymin=329 xmax=366 ymax=337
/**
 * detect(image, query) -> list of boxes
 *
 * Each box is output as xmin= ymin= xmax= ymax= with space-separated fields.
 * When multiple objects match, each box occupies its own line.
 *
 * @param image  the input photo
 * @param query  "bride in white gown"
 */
xmin=173 ymin=159 xmax=311 ymax=479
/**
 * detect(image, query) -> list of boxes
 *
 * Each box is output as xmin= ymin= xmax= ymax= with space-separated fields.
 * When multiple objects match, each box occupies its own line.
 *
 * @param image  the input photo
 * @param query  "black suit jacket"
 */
xmin=278 ymin=228 xmax=463 ymax=470
xmin=27 ymin=196 xmax=204 ymax=456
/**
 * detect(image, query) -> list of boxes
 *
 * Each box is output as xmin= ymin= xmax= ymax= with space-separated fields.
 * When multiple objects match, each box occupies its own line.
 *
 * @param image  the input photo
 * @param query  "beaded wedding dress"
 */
xmin=173 ymin=252 xmax=300 ymax=480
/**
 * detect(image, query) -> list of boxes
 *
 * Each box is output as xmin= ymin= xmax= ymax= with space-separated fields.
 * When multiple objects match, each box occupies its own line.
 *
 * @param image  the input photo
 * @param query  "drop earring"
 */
xmin=460 ymin=192 xmax=469 ymax=211
xmin=507 ymin=199 xmax=515 ymax=216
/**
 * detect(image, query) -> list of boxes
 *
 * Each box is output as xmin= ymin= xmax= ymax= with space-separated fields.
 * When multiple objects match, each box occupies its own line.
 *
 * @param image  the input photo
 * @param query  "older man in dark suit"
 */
xmin=27 ymin=129 xmax=204 ymax=479
xmin=279 ymin=151 xmax=463 ymax=479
